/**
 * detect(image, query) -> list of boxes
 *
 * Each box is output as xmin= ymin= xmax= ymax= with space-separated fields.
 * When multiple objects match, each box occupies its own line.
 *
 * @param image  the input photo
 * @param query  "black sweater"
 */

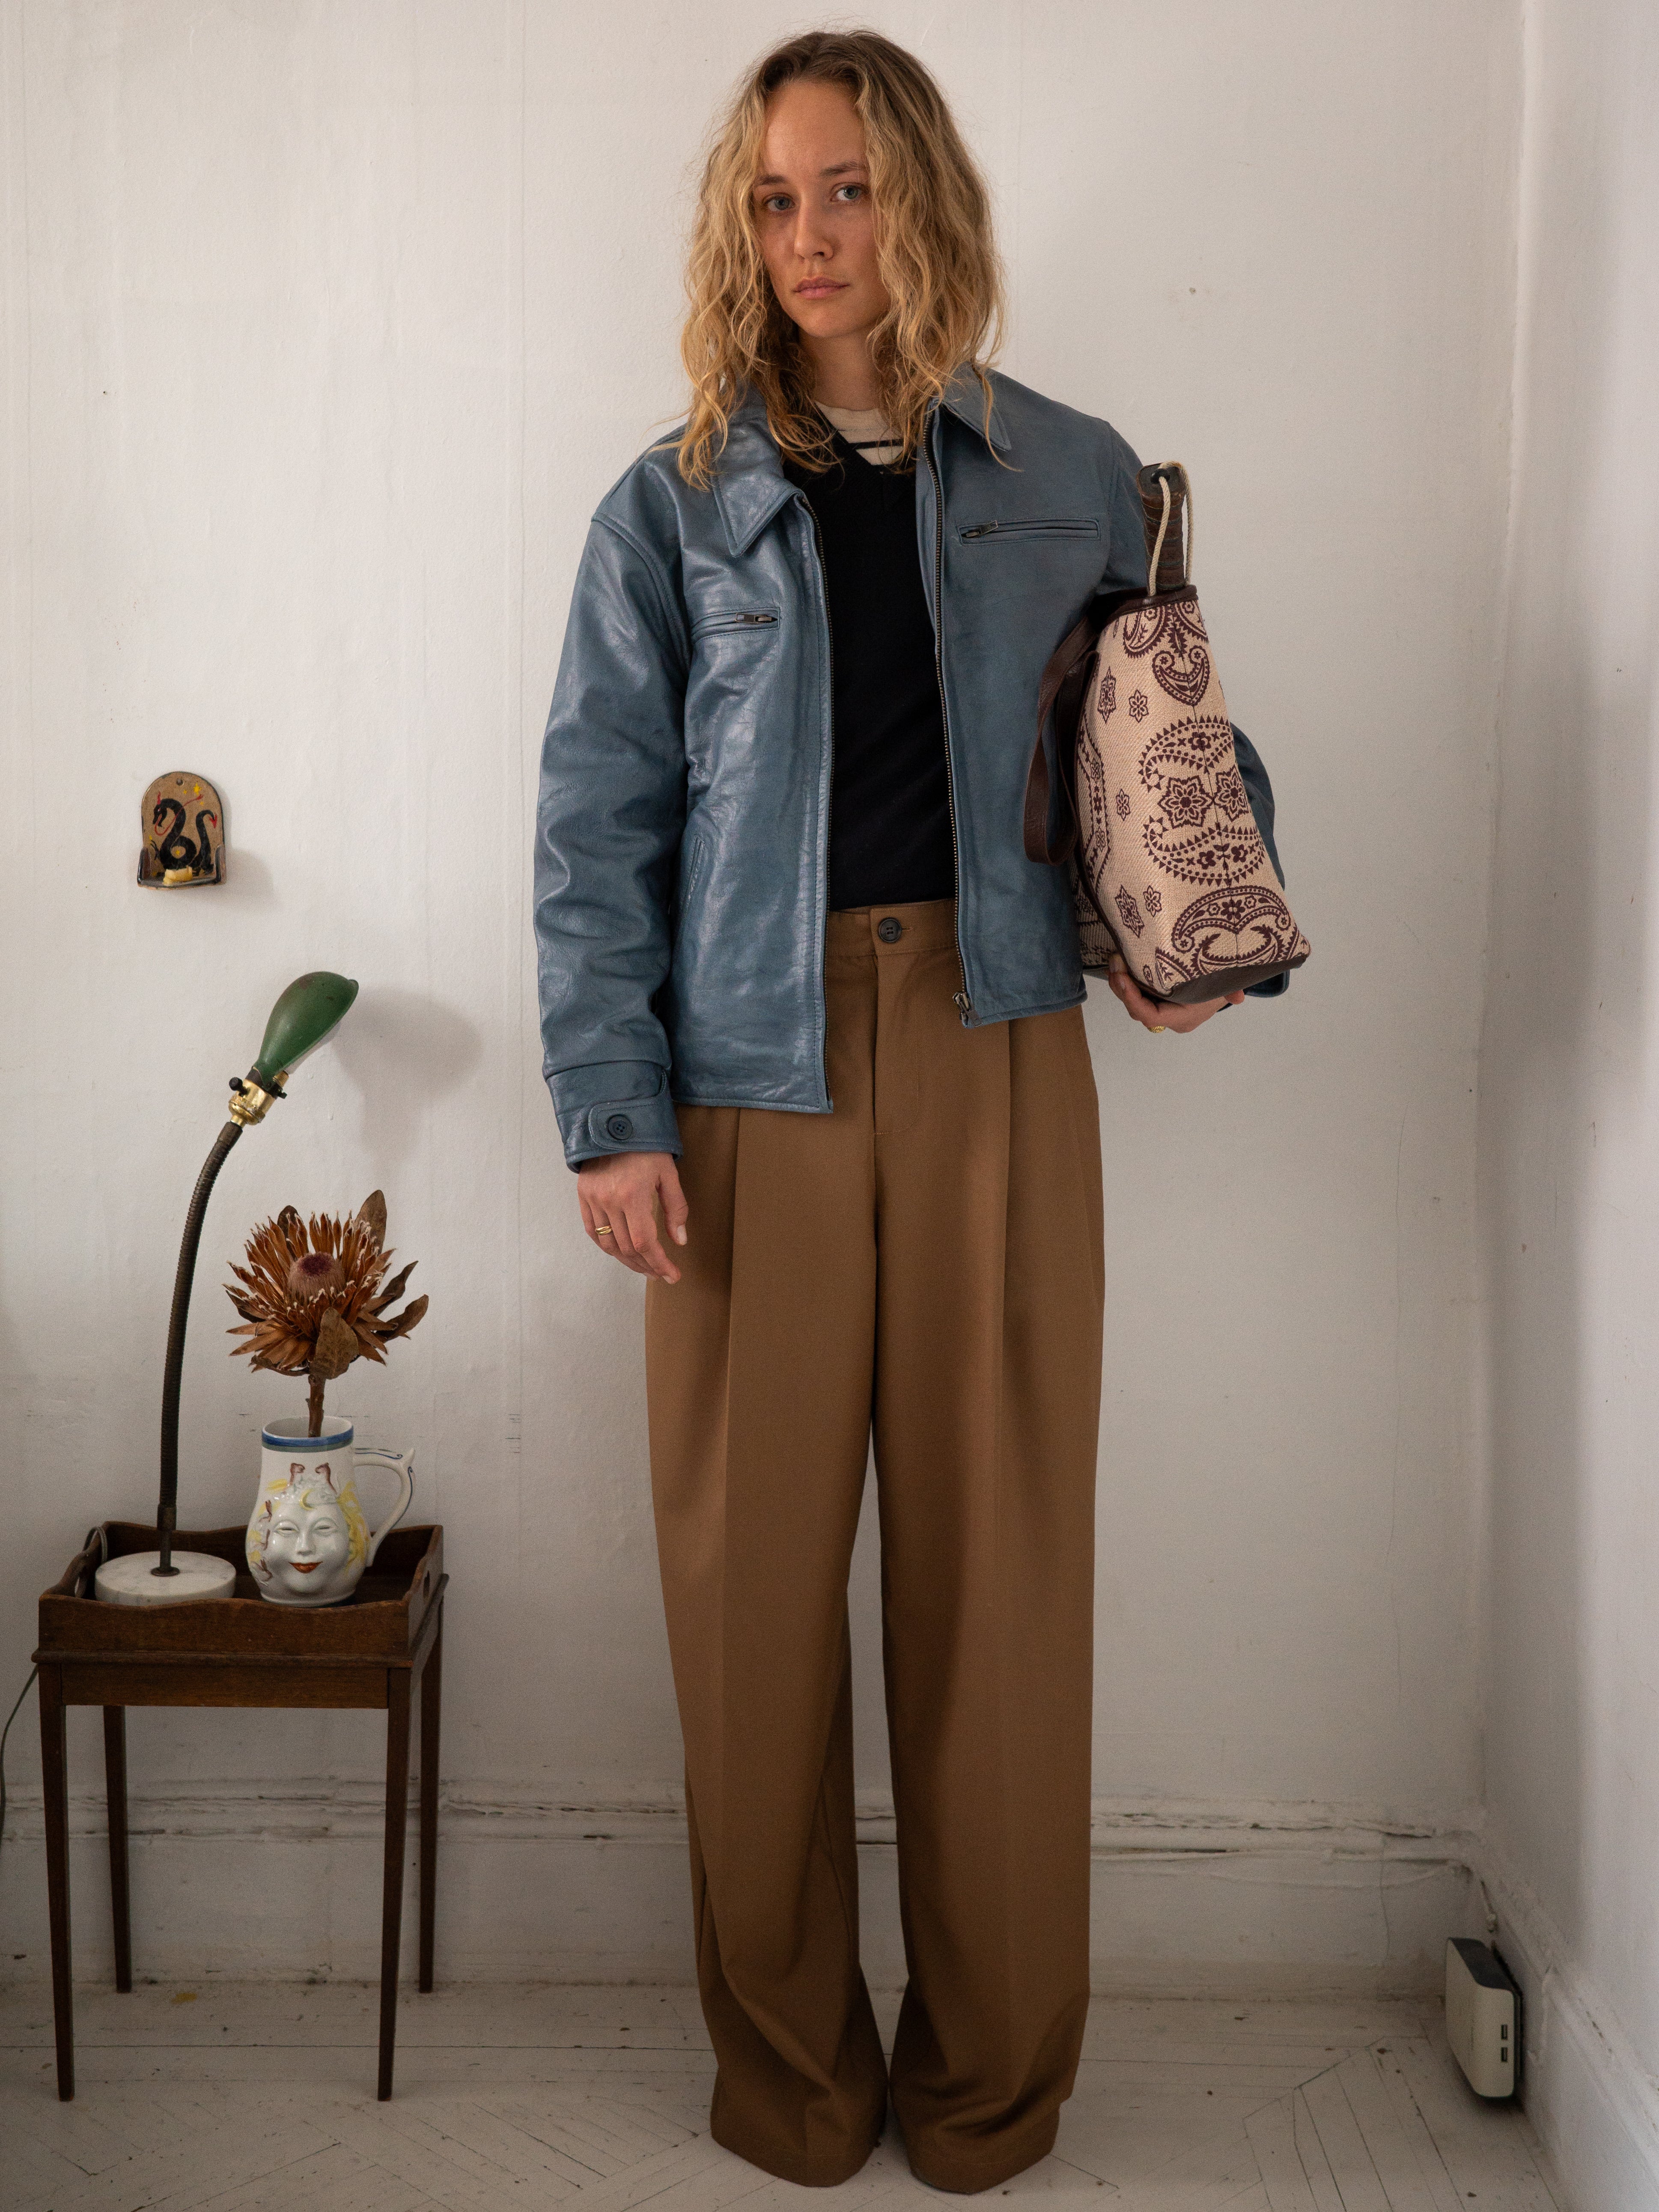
xmin=783 ymin=429 xmax=957 ymax=911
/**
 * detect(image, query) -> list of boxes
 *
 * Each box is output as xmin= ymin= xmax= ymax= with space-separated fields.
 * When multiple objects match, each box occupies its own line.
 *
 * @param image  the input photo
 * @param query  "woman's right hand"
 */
xmin=577 ymin=1151 xmax=689 ymax=1283
xmin=1105 ymin=953 xmax=1243 ymax=1034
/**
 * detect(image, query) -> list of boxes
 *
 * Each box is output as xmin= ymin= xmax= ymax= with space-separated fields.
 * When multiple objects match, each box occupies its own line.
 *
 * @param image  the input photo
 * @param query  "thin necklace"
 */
xmin=813 ymin=402 xmax=899 ymax=459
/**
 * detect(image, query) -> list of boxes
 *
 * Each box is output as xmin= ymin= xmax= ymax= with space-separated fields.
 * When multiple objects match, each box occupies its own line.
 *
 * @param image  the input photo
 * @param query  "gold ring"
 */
xmin=595 ymin=1224 xmax=614 ymax=1236
xmin=1149 ymin=1024 xmax=1168 ymax=1034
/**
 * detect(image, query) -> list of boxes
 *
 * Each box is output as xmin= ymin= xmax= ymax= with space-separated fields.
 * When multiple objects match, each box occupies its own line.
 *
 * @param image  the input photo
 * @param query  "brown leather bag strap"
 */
xmin=1137 ymin=461 xmax=1191 ymax=596
xmin=1023 ymin=605 xmax=1108 ymax=864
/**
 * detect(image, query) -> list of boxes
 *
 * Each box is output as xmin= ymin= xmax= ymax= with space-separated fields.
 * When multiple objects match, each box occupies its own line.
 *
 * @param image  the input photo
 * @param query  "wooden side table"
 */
xmin=33 ymin=1520 xmax=446 ymax=2103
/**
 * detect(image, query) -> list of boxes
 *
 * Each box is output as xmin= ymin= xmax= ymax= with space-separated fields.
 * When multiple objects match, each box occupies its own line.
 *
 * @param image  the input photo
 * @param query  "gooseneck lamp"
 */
xmin=94 ymin=973 xmax=360 ymax=1607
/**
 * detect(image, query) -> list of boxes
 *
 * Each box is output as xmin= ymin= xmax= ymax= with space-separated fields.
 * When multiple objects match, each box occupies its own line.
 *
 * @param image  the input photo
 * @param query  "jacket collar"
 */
xmin=713 ymin=396 xmax=800 ymax=559
xmin=938 ymin=365 xmax=1011 ymax=453
xmin=712 ymin=369 xmax=1009 ymax=558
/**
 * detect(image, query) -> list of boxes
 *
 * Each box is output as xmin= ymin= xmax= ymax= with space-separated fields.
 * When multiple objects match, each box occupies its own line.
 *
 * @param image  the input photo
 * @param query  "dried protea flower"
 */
xmin=226 ymin=1190 xmax=429 ymax=1435
xmin=287 ymin=1251 xmax=344 ymax=1300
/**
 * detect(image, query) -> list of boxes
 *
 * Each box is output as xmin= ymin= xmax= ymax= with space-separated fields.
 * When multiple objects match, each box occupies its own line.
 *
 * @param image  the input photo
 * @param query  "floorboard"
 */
xmin=0 ymin=1986 xmax=1566 ymax=2212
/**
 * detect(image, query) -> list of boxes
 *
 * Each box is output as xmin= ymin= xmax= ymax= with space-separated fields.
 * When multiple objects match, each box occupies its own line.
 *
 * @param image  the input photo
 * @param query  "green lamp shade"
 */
xmin=253 ymin=972 xmax=359 ymax=1087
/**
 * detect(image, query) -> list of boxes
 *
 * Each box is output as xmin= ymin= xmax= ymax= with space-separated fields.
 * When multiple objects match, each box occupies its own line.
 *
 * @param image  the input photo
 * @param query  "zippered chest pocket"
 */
xmin=957 ymin=518 xmax=1099 ymax=544
xmin=691 ymin=606 xmax=780 ymax=639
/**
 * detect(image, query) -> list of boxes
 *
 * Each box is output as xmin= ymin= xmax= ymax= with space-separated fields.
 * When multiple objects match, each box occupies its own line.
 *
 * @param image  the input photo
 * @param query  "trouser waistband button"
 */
xmin=876 ymin=916 xmax=904 ymax=943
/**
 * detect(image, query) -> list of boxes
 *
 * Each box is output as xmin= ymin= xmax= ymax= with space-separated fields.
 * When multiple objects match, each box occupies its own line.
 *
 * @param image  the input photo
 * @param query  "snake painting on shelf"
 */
xmin=137 ymin=769 xmax=226 ymax=886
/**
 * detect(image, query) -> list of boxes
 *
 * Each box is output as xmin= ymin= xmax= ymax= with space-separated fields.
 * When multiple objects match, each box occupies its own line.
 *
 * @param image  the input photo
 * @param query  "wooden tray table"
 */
xmin=33 ymin=1519 xmax=446 ymax=2102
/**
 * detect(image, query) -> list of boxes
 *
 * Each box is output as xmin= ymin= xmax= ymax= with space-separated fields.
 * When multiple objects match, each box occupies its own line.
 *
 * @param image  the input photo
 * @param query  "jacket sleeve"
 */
xmin=534 ymin=513 xmax=690 ymax=1169
xmin=1102 ymin=425 xmax=1153 ymax=596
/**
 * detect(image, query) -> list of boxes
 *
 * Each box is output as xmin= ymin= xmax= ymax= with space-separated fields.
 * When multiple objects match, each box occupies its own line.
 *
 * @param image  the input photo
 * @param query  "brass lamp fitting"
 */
xmin=226 ymin=1070 xmax=288 ymax=1128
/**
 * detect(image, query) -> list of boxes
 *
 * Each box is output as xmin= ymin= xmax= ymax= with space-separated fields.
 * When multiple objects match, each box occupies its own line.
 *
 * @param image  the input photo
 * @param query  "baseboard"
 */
xmin=1471 ymin=1835 xmax=1659 ymax=2212
xmin=1087 ymin=1795 xmax=1477 ymax=1998
xmin=0 ymin=1783 xmax=1474 ymax=1995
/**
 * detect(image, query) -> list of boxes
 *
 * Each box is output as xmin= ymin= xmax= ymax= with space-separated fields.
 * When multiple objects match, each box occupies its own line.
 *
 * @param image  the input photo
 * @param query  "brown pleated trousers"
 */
xmin=643 ymin=897 xmax=1106 ymax=2192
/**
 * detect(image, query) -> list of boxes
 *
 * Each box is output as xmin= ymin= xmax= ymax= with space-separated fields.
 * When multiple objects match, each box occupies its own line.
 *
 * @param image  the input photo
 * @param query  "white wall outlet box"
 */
xmin=1445 ymin=1937 xmax=1519 ymax=2097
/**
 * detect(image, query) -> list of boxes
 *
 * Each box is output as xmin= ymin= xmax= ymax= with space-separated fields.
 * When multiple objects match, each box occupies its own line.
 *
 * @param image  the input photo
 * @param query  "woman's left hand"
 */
xmin=1105 ymin=953 xmax=1244 ymax=1035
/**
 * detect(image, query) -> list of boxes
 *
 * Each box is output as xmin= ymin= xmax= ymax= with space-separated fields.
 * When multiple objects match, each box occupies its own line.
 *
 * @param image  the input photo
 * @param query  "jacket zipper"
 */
xmin=694 ymin=609 xmax=778 ymax=633
xmin=924 ymin=424 xmax=974 ymax=1017
xmin=958 ymin=518 xmax=1097 ymax=542
xmin=798 ymin=497 xmax=837 ymax=1108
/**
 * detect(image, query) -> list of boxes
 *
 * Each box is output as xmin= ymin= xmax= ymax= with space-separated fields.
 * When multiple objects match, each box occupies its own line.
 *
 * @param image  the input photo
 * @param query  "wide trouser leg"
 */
xmin=645 ymin=897 xmax=1105 ymax=2194
xmin=869 ymin=917 xmax=1105 ymax=2191
xmin=644 ymin=921 xmax=889 ymax=2187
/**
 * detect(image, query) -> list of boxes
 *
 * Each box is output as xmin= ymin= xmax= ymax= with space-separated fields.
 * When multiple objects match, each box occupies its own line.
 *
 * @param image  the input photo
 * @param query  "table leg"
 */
xmin=102 ymin=1707 xmax=132 ymax=1992
xmin=39 ymin=1666 xmax=74 ymax=2101
xmin=378 ymin=1668 xmax=412 ymax=2099
xmin=418 ymin=1608 xmax=442 ymax=1993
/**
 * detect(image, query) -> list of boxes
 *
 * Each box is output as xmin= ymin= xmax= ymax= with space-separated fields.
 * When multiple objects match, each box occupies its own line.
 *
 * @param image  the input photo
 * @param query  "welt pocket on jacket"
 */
xmin=691 ymin=606 xmax=781 ymax=639
xmin=957 ymin=518 xmax=1099 ymax=544
xmin=678 ymin=820 xmax=710 ymax=905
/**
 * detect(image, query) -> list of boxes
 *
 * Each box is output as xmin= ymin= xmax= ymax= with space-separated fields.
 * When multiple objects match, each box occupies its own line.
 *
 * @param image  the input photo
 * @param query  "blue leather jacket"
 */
xmin=535 ymin=369 xmax=1284 ymax=1169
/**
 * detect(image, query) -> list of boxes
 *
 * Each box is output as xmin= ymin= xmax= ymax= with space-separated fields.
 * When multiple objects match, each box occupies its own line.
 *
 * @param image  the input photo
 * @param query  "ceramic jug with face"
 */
xmin=247 ymin=1414 xmax=414 ymax=1606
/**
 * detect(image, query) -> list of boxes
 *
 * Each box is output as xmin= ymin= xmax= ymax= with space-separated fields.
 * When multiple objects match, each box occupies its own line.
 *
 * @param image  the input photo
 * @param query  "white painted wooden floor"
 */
xmin=0 ymin=1984 xmax=1566 ymax=2212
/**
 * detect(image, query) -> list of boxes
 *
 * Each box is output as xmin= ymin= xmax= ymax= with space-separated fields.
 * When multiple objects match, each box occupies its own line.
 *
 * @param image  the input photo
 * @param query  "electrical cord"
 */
xmin=0 ymin=1666 xmax=39 ymax=1872
xmin=0 ymin=1527 xmax=107 ymax=1879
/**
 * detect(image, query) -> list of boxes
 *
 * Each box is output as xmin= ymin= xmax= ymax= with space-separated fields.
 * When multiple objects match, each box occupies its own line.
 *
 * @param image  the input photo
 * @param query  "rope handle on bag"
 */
xmin=1139 ymin=461 xmax=1193 ymax=595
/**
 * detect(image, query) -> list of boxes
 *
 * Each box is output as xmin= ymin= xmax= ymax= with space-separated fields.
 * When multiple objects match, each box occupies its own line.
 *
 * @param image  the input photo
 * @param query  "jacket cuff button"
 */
xmin=604 ymin=1113 xmax=634 ymax=1140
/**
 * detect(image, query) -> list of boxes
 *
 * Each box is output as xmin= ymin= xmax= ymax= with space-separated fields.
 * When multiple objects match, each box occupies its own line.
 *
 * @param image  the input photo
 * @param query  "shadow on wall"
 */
xmin=1480 ymin=8 xmax=1656 ymax=2017
xmin=218 ymin=847 xmax=278 ymax=910
xmin=331 ymin=987 xmax=484 ymax=1162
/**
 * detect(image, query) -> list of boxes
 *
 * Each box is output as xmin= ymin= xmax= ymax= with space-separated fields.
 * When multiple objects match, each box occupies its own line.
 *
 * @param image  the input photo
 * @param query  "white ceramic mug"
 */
xmin=246 ymin=1413 xmax=414 ymax=1607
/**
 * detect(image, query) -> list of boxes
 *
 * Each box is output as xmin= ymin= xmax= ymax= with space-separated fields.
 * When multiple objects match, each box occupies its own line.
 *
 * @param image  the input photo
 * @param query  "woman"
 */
xmin=534 ymin=28 xmax=1285 ymax=2193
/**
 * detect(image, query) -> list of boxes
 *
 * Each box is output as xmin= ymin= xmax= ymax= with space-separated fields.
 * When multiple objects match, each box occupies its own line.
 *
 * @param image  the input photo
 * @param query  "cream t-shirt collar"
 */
xmin=816 ymin=402 xmax=904 ymax=468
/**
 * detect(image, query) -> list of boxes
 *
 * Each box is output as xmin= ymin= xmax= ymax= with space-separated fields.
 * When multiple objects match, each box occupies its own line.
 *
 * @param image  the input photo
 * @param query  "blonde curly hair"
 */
xmin=677 ymin=29 xmax=1005 ymax=488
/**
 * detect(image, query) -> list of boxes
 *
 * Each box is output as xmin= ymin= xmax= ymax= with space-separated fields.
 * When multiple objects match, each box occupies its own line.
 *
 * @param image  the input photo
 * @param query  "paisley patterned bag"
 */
xmin=1023 ymin=461 xmax=1310 ymax=1003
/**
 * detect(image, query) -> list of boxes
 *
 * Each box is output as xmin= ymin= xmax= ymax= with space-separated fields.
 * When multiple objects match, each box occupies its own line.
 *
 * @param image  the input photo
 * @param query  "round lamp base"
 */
xmin=95 ymin=1551 xmax=237 ymax=1606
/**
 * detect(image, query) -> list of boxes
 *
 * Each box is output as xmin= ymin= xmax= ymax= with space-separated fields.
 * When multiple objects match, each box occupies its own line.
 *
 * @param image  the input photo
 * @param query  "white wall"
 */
xmin=1 ymin=0 xmax=1517 ymax=1993
xmin=1475 ymin=0 xmax=1659 ymax=2201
